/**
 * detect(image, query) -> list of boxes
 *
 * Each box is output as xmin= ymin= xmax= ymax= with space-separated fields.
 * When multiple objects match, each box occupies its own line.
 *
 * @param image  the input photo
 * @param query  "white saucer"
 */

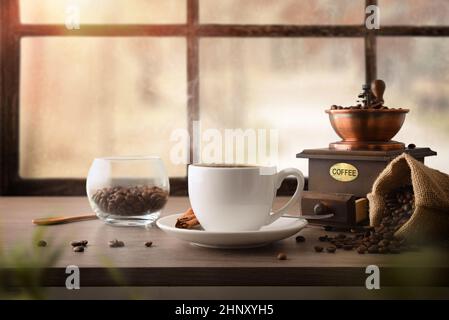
xmin=156 ymin=213 xmax=308 ymax=249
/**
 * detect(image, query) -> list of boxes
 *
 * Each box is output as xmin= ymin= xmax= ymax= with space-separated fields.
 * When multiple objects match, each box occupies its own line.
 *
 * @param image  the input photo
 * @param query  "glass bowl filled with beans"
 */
xmin=86 ymin=156 xmax=169 ymax=227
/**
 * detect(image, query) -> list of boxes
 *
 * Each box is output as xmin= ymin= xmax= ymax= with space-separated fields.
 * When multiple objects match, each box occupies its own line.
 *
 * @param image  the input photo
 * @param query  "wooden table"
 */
xmin=1 ymin=197 xmax=449 ymax=289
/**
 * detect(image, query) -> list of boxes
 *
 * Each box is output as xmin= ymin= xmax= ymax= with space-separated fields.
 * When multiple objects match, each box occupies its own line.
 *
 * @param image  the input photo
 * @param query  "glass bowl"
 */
xmin=86 ymin=156 xmax=169 ymax=227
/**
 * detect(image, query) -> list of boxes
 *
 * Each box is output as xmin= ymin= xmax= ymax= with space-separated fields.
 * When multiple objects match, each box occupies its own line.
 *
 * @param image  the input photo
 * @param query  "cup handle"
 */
xmin=267 ymin=168 xmax=305 ymax=225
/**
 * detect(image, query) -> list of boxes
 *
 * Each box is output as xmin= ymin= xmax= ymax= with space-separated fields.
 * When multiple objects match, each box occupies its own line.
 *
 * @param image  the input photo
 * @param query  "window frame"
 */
xmin=1 ymin=0 xmax=448 ymax=195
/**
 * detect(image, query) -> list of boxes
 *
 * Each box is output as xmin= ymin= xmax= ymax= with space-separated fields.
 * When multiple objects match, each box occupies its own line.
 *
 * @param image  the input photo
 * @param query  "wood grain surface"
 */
xmin=1 ymin=197 xmax=448 ymax=287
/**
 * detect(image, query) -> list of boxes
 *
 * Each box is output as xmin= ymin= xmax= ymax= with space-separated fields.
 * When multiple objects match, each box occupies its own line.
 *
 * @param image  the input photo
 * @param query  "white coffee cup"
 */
xmin=188 ymin=164 xmax=305 ymax=232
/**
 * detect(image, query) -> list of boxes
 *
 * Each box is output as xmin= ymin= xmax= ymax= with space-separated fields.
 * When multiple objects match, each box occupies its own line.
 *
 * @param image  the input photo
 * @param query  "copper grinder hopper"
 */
xmin=326 ymin=80 xmax=409 ymax=151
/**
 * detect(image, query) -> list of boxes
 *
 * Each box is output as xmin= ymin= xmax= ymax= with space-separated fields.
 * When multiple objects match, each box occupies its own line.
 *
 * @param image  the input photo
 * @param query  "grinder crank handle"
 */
xmin=371 ymin=79 xmax=386 ymax=103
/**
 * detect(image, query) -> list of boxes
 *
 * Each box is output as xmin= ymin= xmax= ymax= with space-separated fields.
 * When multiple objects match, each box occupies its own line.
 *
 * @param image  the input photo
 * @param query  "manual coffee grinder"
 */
xmin=297 ymin=80 xmax=436 ymax=227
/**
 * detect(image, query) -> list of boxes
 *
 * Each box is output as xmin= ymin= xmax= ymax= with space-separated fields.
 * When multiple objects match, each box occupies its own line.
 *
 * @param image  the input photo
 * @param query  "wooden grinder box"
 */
xmin=296 ymin=147 xmax=436 ymax=227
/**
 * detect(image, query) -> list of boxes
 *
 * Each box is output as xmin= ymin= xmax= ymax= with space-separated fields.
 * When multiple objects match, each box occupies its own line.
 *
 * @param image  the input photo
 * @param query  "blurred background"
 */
xmin=17 ymin=0 xmax=449 ymax=180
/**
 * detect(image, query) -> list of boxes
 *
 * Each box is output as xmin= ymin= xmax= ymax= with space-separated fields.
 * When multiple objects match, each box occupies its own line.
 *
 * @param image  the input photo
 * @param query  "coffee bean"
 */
xmin=357 ymin=246 xmax=367 ymax=254
xmin=407 ymin=143 xmax=416 ymax=149
xmin=295 ymin=235 xmax=306 ymax=243
xmin=318 ymin=235 xmax=329 ymax=242
xmin=388 ymin=240 xmax=398 ymax=247
xmin=402 ymin=204 xmax=412 ymax=212
xmin=335 ymin=242 xmax=343 ymax=249
xmin=277 ymin=252 xmax=287 ymax=260
xmin=378 ymin=247 xmax=388 ymax=254
xmin=362 ymin=241 xmax=371 ymax=248
xmin=383 ymin=232 xmax=394 ymax=240
xmin=378 ymin=239 xmax=389 ymax=247
xmin=109 ymin=239 xmax=125 ymax=248
xmin=336 ymin=234 xmax=346 ymax=240
xmin=145 ymin=241 xmax=153 ymax=247
xmin=314 ymin=246 xmax=324 ymax=253
xmin=343 ymin=244 xmax=353 ymax=251
xmin=37 ymin=240 xmax=47 ymax=247
xmin=368 ymin=245 xmax=378 ymax=254
xmin=326 ymin=246 xmax=336 ymax=253
xmin=73 ymin=246 xmax=84 ymax=252
xmin=71 ymin=240 xmax=86 ymax=247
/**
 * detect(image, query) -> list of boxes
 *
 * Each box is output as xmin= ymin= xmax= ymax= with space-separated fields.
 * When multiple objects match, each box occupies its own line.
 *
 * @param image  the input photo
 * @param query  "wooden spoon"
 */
xmin=32 ymin=214 xmax=97 ymax=226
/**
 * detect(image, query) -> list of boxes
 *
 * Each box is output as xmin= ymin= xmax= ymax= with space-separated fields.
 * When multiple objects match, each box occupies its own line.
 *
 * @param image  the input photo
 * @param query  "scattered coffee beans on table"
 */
xmin=315 ymin=186 xmax=416 ymax=254
xmin=91 ymin=185 xmax=168 ymax=216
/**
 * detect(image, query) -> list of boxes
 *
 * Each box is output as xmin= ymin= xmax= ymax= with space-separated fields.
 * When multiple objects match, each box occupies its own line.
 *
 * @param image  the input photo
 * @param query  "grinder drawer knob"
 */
xmin=313 ymin=202 xmax=329 ymax=215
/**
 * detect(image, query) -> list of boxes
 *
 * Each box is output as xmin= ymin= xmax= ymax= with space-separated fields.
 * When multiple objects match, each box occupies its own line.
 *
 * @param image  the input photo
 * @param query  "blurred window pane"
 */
xmin=199 ymin=38 xmax=364 ymax=174
xmin=20 ymin=0 xmax=186 ymax=24
xmin=380 ymin=0 xmax=449 ymax=25
xmin=378 ymin=38 xmax=449 ymax=171
xmin=200 ymin=0 xmax=364 ymax=24
xmin=20 ymin=37 xmax=187 ymax=178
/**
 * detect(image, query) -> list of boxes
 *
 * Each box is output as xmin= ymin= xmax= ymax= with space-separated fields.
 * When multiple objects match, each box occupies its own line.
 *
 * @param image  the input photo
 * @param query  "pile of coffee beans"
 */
xmin=315 ymin=186 xmax=416 ymax=254
xmin=330 ymin=105 xmax=399 ymax=111
xmin=382 ymin=185 xmax=414 ymax=231
xmin=91 ymin=185 xmax=168 ymax=216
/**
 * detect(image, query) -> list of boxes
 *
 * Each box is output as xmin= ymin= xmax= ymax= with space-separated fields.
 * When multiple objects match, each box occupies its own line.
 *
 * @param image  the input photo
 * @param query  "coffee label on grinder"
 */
xmin=329 ymin=163 xmax=358 ymax=182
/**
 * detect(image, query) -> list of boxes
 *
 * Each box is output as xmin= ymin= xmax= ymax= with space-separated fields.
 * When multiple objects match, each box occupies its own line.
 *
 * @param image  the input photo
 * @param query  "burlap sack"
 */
xmin=367 ymin=153 xmax=449 ymax=242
